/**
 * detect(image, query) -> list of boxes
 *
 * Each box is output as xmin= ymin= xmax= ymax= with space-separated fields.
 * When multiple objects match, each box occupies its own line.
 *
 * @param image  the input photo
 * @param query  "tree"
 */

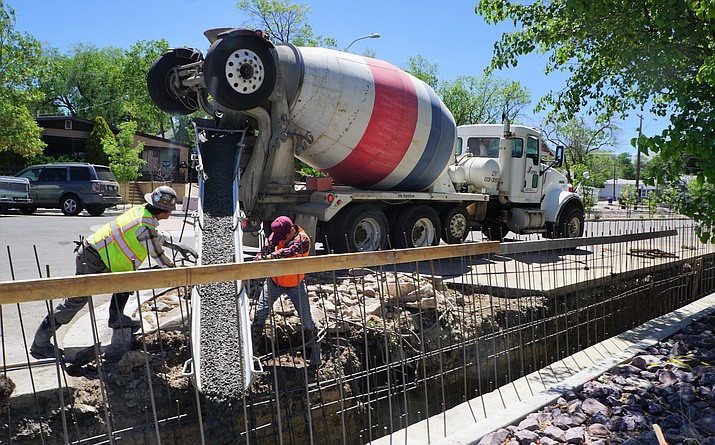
xmin=440 ymin=75 xmax=530 ymax=126
xmin=38 ymin=43 xmax=125 ymax=123
xmin=541 ymin=117 xmax=619 ymax=185
xmin=616 ymin=153 xmax=636 ymax=180
xmin=403 ymin=56 xmax=530 ymax=126
xmin=237 ymin=0 xmax=336 ymax=47
xmin=476 ymin=0 xmax=715 ymax=240
xmin=102 ymin=121 xmax=146 ymax=183
xmin=119 ymin=39 xmax=171 ymax=135
xmin=404 ymin=55 xmax=440 ymax=89
xmin=0 ymin=0 xmax=46 ymax=157
xmin=85 ymin=116 xmax=112 ymax=165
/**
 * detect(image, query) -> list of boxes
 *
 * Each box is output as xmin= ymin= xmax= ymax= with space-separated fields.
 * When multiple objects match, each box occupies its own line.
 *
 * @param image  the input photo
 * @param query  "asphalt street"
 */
xmin=0 ymin=206 xmax=196 ymax=366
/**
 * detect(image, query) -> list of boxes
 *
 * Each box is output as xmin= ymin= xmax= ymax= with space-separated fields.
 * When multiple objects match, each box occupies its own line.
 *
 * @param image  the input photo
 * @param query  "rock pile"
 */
xmin=258 ymin=270 xmax=450 ymax=333
xmin=479 ymin=312 xmax=715 ymax=445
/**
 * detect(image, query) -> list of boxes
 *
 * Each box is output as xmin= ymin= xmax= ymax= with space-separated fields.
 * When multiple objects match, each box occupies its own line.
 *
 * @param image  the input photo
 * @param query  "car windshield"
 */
xmin=94 ymin=166 xmax=117 ymax=181
xmin=16 ymin=168 xmax=41 ymax=181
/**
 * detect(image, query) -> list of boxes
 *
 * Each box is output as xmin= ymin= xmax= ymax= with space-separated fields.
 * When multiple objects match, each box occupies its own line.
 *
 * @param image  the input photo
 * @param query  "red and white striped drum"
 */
xmin=284 ymin=47 xmax=457 ymax=192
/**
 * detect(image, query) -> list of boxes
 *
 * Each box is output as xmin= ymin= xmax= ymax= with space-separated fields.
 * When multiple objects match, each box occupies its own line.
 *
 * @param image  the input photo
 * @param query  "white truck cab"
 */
xmin=455 ymin=121 xmax=583 ymax=240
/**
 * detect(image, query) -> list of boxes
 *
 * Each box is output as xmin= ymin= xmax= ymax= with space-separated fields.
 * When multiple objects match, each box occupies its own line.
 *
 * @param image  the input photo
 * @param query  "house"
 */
xmin=35 ymin=116 xmax=191 ymax=183
xmin=598 ymin=178 xmax=659 ymax=200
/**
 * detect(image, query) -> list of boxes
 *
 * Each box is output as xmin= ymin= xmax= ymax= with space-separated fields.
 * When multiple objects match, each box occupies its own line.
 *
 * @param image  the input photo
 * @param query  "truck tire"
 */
xmin=558 ymin=207 xmax=584 ymax=238
xmin=61 ymin=194 xmax=83 ymax=216
xmin=325 ymin=204 xmax=388 ymax=253
xmin=392 ymin=205 xmax=441 ymax=249
xmin=20 ymin=206 xmax=36 ymax=215
xmin=204 ymin=32 xmax=276 ymax=111
xmin=440 ymin=206 xmax=470 ymax=244
xmin=147 ymin=48 xmax=202 ymax=115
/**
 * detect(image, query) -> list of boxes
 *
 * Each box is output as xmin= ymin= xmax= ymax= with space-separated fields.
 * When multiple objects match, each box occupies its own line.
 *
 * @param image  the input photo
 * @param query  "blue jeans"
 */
xmin=253 ymin=279 xmax=315 ymax=331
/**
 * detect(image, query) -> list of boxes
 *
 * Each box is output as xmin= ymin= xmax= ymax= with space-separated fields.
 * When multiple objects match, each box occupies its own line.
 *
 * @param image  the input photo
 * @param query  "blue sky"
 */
xmin=12 ymin=0 xmax=665 ymax=154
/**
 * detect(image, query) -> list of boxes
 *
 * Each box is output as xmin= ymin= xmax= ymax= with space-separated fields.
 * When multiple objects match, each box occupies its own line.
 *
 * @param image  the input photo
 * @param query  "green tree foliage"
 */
xmin=102 ymin=121 xmax=146 ymax=183
xmin=404 ymin=55 xmax=440 ymax=89
xmin=85 ymin=116 xmax=112 ymax=165
xmin=403 ymin=56 xmax=530 ymax=126
xmin=682 ymin=178 xmax=715 ymax=242
xmin=616 ymin=153 xmax=636 ymax=180
xmin=36 ymin=39 xmax=174 ymax=135
xmin=38 ymin=43 xmax=125 ymax=123
xmin=0 ymin=1 xmax=46 ymax=157
xmin=120 ymin=39 xmax=171 ymax=135
xmin=476 ymin=0 xmax=715 ymax=240
xmin=237 ymin=0 xmax=336 ymax=47
xmin=541 ymin=117 xmax=618 ymax=185
xmin=642 ymin=190 xmax=659 ymax=218
xmin=440 ymin=75 xmax=530 ymax=126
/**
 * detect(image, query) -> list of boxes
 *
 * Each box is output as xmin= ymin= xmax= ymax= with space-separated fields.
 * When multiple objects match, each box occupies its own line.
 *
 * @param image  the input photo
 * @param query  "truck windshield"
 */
xmin=467 ymin=137 xmax=500 ymax=158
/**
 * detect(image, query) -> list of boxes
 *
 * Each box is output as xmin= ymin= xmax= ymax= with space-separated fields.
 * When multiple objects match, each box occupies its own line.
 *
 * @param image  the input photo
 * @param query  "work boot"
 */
xmin=108 ymin=292 xmax=141 ymax=331
xmin=30 ymin=317 xmax=62 ymax=358
xmin=108 ymin=314 xmax=142 ymax=331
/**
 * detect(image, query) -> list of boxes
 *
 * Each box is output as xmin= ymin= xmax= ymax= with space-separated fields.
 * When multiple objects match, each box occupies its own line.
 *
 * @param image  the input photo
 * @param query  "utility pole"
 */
xmin=635 ymin=113 xmax=643 ymax=202
xmin=612 ymin=160 xmax=617 ymax=199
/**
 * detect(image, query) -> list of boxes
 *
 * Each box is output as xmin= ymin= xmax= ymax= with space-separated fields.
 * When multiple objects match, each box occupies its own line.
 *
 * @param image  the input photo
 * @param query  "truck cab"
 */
xmin=455 ymin=123 xmax=583 ymax=240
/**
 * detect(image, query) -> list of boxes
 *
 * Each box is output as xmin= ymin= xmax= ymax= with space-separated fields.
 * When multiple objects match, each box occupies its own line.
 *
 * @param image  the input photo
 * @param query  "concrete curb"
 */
xmin=375 ymin=293 xmax=715 ymax=445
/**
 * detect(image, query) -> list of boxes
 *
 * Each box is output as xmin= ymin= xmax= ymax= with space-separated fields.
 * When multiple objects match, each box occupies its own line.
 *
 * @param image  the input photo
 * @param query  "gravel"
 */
xmin=195 ymin=135 xmax=247 ymax=441
xmin=479 ymin=312 xmax=715 ymax=445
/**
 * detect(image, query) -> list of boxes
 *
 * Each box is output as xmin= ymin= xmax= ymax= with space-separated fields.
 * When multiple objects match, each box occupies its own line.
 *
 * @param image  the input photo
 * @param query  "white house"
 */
xmin=598 ymin=179 xmax=659 ymax=200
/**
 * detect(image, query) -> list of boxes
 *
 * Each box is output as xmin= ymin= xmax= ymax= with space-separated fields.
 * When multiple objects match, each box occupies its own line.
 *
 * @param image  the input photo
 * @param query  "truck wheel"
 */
xmin=204 ymin=32 xmax=276 ymax=111
xmin=147 ymin=48 xmax=202 ymax=115
xmin=326 ymin=204 xmax=388 ymax=253
xmin=61 ymin=194 xmax=83 ymax=216
xmin=20 ymin=206 xmax=36 ymax=215
xmin=558 ymin=207 xmax=584 ymax=238
xmin=392 ymin=205 xmax=441 ymax=249
xmin=441 ymin=206 xmax=470 ymax=244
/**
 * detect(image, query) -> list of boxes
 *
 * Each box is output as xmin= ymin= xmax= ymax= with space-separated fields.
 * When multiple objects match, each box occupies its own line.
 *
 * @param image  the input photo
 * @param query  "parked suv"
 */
xmin=14 ymin=163 xmax=122 ymax=216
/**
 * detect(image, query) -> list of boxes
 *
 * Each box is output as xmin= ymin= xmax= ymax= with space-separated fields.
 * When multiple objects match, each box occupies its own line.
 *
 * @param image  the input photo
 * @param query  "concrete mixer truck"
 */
xmin=146 ymin=28 xmax=584 ymax=253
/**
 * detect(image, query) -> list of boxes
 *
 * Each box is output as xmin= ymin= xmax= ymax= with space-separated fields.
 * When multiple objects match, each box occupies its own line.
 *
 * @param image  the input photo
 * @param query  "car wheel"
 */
xmin=20 ymin=206 xmax=36 ymax=215
xmin=61 ymin=195 xmax=83 ymax=216
xmin=87 ymin=205 xmax=105 ymax=216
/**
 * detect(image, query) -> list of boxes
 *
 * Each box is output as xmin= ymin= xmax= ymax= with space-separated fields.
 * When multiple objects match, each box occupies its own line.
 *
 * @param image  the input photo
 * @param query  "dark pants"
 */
xmin=47 ymin=242 xmax=129 ymax=326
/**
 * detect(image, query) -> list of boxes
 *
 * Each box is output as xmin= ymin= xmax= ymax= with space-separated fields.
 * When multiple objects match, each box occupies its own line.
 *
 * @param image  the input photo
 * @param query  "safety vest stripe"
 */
xmin=94 ymin=221 xmax=143 ymax=268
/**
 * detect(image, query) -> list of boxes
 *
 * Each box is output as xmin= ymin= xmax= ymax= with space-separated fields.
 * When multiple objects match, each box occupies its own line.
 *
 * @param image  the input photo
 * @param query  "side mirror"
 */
xmin=554 ymin=146 xmax=564 ymax=167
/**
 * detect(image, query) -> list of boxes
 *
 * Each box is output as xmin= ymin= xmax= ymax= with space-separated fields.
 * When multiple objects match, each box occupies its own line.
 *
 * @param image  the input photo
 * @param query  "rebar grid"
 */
xmin=1 ymin=217 xmax=713 ymax=444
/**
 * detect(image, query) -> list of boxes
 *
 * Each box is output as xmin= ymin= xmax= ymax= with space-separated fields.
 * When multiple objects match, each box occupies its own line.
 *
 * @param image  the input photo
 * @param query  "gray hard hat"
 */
xmin=145 ymin=185 xmax=177 ymax=211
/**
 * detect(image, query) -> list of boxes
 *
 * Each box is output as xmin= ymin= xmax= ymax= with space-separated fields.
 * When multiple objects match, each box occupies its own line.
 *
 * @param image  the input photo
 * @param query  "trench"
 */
xmin=6 ymin=252 xmax=712 ymax=444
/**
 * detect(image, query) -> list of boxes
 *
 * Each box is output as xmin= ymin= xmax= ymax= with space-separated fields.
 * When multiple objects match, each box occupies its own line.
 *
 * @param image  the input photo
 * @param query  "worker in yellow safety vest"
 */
xmin=30 ymin=186 xmax=179 ymax=359
xmin=252 ymin=216 xmax=320 ymax=366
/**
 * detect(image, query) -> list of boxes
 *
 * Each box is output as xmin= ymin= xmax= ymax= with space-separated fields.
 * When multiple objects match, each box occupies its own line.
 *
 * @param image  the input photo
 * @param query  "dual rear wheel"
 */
xmin=323 ymin=204 xmax=470 ymax=253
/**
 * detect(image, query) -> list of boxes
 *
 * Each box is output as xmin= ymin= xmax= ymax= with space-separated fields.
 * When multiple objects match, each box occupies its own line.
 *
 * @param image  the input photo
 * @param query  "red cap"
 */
xmin=268 ymin=216 xmax=294 ymax=245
